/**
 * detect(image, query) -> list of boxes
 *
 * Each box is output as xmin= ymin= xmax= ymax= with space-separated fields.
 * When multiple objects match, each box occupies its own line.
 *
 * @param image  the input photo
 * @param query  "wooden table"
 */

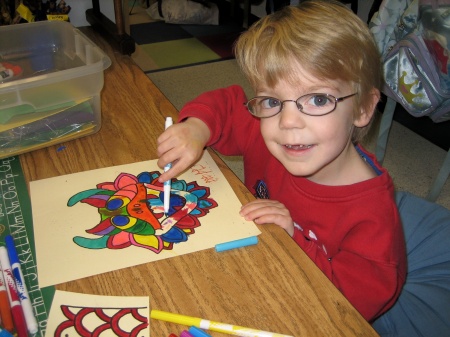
xmin=19 ymin=27 xmax=379 ymax=337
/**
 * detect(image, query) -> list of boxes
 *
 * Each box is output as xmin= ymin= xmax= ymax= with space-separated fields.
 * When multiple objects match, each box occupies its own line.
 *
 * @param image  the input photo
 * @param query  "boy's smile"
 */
xmin=284 ymin=144 xmax=314 ymax=150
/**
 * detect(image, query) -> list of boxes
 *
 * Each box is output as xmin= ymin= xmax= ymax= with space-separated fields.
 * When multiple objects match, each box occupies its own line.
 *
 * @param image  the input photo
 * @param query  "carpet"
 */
xmin=130 ymin=1 xmax=259 ymax=73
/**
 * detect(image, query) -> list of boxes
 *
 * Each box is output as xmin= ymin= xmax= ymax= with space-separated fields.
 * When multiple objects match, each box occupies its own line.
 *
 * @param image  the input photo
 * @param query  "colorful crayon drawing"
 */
xmin=67 ymin=171 xmax=218 ymax=253
xmin=55 ymin=305 xmax=148 ymax=337
xmin=31 ymin=151 xmax=261 ymax=288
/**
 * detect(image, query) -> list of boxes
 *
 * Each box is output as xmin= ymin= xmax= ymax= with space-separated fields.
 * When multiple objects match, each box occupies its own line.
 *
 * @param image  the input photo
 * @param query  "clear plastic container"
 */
xmin=0 ymin=20 xmax=111 ymax=158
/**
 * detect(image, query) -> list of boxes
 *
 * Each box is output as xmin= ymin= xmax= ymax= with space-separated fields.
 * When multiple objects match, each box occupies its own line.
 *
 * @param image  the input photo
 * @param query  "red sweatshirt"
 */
xmin=179 ymin=85 xmax=406 ymax=322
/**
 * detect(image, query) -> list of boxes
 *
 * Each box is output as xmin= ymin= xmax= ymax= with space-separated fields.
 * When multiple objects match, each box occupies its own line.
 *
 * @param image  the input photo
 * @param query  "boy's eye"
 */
xmin=261 ymin=97 xmax=281 ymax=109
xmin=308 ymin=94 xmax=332 ymax=107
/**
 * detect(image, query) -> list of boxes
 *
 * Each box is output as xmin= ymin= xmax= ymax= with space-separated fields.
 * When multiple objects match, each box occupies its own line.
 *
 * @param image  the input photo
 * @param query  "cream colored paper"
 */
xmin=45 ymin=290 xmax=150 ymax=337
xmin=31 ymin=151 xmax=260 ymax=287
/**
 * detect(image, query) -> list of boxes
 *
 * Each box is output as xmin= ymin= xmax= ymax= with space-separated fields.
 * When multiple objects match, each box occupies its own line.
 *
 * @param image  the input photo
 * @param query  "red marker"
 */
xmin=0 ymin=247 xmax=27 ymax=337
xmin=0 ymin=265 xmax=13 ymax=331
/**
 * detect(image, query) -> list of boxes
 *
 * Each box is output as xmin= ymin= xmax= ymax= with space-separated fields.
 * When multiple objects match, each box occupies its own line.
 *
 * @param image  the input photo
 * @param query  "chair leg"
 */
xmin=368 ymin=0 xmax=383 ymax=23
xmin=243 ymin=0 xmax=250 ymax=28
xmin=350 ymin=0 xmax=358 ymax=14
xmin=427 ymin=149 xmax=450 ymax=202
xmin=230 ymin=0 xmax=235 ymax=17
xmin=129 ymin=0 xmax=138 ymax=15
xmin=376 ymin=97 xmax=396 ymax=164
xmin=266 ymin=0 xmax=274 ymax=14
xmin=230 ymin=0 xmax=251 ymax=28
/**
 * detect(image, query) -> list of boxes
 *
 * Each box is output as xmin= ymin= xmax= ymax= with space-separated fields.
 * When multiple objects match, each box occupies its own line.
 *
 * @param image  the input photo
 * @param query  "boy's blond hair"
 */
xmin=234 ymin=0 xmax=382 ymax=143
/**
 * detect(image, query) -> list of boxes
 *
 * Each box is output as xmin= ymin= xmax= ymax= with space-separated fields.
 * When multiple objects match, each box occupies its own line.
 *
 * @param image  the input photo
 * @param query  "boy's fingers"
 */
xmin=158 ymin=158 xmax=188 ymax=183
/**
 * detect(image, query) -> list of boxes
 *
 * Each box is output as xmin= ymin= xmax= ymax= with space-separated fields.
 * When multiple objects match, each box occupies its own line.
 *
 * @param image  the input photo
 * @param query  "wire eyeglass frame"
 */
xmin=244 ymin=93 xmax=358 ymax=118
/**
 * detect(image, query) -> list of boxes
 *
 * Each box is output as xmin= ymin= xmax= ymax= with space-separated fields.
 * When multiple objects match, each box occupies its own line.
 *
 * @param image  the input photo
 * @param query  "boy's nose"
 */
xmin=279 ymin=101 xmax=306 ymax=129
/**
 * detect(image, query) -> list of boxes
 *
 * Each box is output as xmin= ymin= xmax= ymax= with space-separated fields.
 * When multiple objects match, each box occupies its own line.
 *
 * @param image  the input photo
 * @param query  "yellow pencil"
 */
xmin=151 ymin=310 xmax=294 ymax=337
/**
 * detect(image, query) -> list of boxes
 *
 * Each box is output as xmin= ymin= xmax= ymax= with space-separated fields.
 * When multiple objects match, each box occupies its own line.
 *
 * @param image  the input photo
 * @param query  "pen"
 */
xmin=0 ymin=264 xmax=13 ymax=332
xmin=150 ymin=310 xmax=294 ymax=337
xmin=5 ymin=236 xmax=39 ymax=333
xmin=0 ymin=247 xmax=27 ymax=337
xmin=164 ymin=117 xmax=173 ymax=215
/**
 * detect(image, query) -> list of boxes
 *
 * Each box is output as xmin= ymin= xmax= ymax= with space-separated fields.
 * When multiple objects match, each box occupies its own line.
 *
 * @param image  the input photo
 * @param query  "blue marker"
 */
xmin=5 ymin=235 xmax=38 ymax=334
xmin=0 ymin=327 xmax=13 ymax=337
xmin=164 ymin=117 xmax=173 ymax=215
xmin=188 ymin=326 xmax=212 ymax=337
xmin=215 ymin=236 xmax=259 ymax=252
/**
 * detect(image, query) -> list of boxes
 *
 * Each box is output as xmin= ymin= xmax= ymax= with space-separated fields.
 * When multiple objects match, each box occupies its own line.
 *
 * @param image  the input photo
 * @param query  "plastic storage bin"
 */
xmin=0 ymin=20 xmax=111 ymax=158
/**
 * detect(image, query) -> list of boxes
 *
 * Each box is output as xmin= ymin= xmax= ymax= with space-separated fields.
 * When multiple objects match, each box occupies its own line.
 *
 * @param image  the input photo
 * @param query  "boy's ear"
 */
xmin=354 ymin=88 xmax=380 ymax=127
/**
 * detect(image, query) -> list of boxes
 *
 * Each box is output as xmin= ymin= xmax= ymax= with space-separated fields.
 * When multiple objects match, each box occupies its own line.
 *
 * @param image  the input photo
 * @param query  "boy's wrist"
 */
xmin=185 ymin=117 xmax=211 ymax=145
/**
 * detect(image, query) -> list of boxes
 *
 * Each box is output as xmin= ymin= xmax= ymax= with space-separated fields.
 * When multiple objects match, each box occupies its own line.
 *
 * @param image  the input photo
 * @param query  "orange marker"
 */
xmin=0 ymin=264 xmax=13 ymax=331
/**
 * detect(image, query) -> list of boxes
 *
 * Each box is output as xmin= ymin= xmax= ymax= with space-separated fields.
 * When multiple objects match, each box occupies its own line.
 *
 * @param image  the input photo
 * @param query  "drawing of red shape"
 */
xmin=54 ymin=305 xmax=149 ymax=337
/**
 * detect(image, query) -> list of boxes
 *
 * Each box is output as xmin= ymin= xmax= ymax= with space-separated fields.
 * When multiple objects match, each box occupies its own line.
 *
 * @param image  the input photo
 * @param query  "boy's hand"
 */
xmin=157 ymin=118 xmax=210 ymax=182
xmin=240 ymin=199 xmax=295 ymax=237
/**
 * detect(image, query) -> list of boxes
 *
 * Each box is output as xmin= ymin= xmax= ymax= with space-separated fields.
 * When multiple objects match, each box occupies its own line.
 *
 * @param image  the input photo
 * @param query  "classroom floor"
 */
xmin=127 ymin=0 xmax=258 ymax=72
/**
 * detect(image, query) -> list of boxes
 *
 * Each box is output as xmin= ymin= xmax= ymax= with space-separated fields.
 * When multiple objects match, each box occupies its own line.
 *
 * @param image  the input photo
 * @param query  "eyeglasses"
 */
xmin=244 ymin=93 xmax=357 ymax=118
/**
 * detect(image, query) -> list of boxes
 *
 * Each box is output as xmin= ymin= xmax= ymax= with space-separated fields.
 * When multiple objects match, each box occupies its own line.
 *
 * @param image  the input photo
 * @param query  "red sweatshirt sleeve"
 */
xmin=179 ymin=85 xmax=257 ymax=156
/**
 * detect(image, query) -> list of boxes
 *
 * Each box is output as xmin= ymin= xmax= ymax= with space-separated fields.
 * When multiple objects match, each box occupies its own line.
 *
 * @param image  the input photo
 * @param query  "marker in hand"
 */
xmin=163 ymin=117 xmax=173 ymax=216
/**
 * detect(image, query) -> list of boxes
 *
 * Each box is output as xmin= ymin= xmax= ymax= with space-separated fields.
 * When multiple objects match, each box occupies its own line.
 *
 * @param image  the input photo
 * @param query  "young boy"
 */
xmin=157 ymin=0 xmax=406 ymax=322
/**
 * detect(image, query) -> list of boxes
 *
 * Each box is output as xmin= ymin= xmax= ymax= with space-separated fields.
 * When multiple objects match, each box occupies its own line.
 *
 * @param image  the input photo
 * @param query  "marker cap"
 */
xmin=189 ymin=326 xmax=212 ymax=337
xmin=215 ymin=236 xmax=258 ymax=252
xmin=5 ymin=235 xmax=19 ymax=265
xmin=0 ymin=329 xmax=14 ymax=337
